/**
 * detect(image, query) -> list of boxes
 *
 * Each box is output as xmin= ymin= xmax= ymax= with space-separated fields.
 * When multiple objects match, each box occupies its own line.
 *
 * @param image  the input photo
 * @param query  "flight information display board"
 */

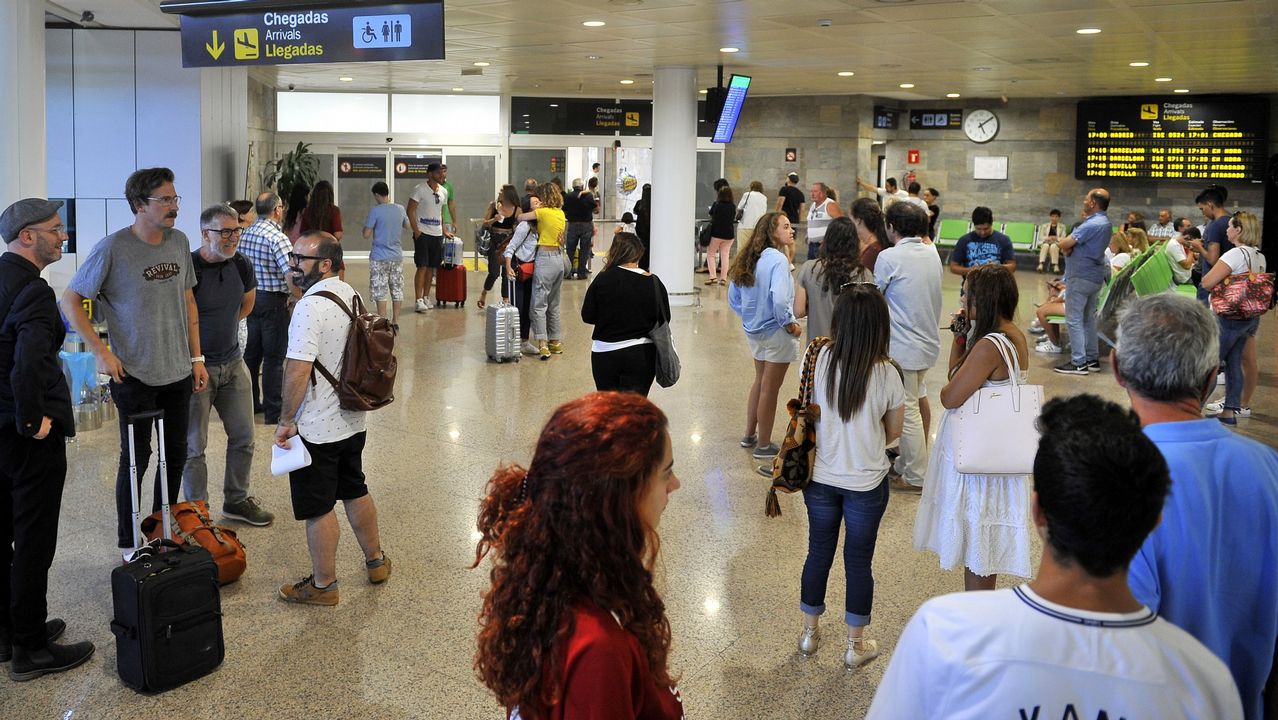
xmin=1075 ymin=95 xmax=1269 ymax=182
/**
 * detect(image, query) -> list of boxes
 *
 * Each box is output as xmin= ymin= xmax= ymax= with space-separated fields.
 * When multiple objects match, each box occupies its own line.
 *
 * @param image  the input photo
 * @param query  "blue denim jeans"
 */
xmin=1064 ymin=275 xmax=1103 ymax=365
xmin=800 ymin=479 xmax=889 ymax=627
xmin=1218 ymin=316 xmax=1259 ymax=410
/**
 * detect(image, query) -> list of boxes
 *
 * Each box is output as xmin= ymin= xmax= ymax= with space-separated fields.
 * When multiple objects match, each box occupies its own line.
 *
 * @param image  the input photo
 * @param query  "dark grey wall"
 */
xmin=724 ymin=94 xmax=1277 ymax=226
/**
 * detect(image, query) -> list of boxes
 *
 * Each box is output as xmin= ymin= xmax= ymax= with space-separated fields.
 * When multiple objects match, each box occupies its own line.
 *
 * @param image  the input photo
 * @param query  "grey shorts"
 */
xmin=746 ymin=326 xmax=801 ymax=364
xmin=369 ymin=260 xmax=404 ymax=302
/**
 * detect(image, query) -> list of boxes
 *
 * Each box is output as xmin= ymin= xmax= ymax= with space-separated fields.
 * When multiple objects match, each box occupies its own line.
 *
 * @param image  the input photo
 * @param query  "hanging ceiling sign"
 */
xmin=177 ymin=2 xmax=444 ymax=68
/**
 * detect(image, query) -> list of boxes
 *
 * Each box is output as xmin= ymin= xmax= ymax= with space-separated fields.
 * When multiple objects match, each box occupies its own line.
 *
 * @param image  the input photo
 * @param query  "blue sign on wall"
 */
xmin=178 ymin=2 xmax=444 ymax=68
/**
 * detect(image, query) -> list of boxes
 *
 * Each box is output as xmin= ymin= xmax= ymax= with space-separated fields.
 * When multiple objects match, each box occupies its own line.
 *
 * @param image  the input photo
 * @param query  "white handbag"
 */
xmin=951 ymin=333 xmax=1042 ymax=475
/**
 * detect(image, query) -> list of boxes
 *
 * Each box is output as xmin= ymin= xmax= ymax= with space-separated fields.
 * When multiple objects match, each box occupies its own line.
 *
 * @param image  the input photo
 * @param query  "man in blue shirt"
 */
xmin=1055 ymin=187 xmax=1111 ymax=375
xmin=1189 ymin=185 xmax=1233 ymax=304
xmin=948 ymin=206 xmax=1015 ymax=280
xmin=1116 ymin=293 xmax=1278 ymax=720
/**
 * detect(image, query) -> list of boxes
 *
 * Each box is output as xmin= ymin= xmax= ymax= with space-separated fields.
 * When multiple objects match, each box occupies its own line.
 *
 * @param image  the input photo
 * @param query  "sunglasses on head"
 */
xmin=839 ymin=281 xmax=880 ymax=292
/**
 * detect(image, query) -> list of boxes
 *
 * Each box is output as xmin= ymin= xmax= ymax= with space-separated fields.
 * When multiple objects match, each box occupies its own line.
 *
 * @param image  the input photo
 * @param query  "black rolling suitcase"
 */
xmin=109 ymin=410 xmax=224 ymax=692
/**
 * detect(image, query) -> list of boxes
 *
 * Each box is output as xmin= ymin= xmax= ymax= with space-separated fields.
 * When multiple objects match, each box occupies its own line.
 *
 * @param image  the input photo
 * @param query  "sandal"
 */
xmin=477 ymin=291 xmax=487 ymax=309
xmin=705 ymin=278 xmax=718 ymax=285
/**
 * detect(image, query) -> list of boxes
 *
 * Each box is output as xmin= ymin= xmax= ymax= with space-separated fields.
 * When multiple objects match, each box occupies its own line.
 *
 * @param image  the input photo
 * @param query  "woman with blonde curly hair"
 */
xmin=473 ymin=392 xmax=683 ymax=720
xmin=728 ymin=211 xmax=802 ymax=461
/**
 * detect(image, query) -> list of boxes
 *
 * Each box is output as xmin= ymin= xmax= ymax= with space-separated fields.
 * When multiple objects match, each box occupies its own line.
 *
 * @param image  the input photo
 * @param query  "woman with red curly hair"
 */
xmin=473 ymin=392 xmax=683 ymax=720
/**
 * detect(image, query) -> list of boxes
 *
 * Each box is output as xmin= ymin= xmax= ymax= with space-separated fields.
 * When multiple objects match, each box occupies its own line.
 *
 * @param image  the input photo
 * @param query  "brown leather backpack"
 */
xmin=311 ymin=290 xmax=397 ymax=411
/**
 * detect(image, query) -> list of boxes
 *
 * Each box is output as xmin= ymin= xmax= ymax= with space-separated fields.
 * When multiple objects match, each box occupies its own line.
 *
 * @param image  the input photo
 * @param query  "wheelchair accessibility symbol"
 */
xmin=353 ymin=14 xmax=412 ymax=49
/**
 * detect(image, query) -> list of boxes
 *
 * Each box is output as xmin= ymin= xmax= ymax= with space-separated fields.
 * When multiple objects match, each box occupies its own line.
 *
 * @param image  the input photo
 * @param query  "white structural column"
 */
xmin=649 ymin=65 xmax=698 ymax=306
xmin=0 ymin=0 xmax=48 ymax=201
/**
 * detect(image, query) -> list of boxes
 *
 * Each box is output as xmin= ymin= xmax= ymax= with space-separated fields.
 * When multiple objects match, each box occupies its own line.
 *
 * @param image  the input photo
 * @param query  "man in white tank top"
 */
xmin=805 ymin=182 xmax=843 ymax=262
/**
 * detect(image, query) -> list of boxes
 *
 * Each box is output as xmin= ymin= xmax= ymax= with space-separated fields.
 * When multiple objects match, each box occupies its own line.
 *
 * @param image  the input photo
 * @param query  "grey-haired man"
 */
xmin=184 ymin=205 xmax=273 ymax=526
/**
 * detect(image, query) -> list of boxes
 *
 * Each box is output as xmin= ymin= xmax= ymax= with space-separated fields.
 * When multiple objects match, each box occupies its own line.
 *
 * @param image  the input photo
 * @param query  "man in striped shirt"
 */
xmin=239 ymin=191 xmax=292 ymax=425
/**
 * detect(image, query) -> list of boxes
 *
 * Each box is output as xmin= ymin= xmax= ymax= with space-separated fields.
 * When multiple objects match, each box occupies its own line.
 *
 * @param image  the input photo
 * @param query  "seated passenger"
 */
xmin=1036 ymin=208 xmax=1066 ymax=273
xmin=1107 ymin=231 xmax=1133 ymax=271
xmin=868 ymin=394 xmax=1242 ymax=719
xmin=1127 ymin=226 xmax=1150 ymax=253
xmin=1034 ymin=278 xmax=1067 ymax=355
xmin=473 ymin=392 xmax=684 ymax=720
xmin=1166 ymin=226 xmax=1198 ymax=285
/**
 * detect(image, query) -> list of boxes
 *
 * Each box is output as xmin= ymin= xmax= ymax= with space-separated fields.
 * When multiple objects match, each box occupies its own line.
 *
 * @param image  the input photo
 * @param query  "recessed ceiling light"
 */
xmin=338 ymin=76 xmax=353 ymax=82
xmin=549 ymin=103 xmax=558 ymax=107
xmin=1129 ymin=61 xmax=1149 ymax=67
xmin=946 ymin=93 xmax=961 ymax=98
xmin=1174 ymin=88 xmax=1190 ymax=93
xmin=699 ymin=89 xmax=707 ymax=94
xmin=719 ymin=47 xmax=740 ymax=53
xmin=899 ymin=83 xmax=915 ymax=89
xmin=1076 ymin=27 xmax=1102 ymax=34
xmin=973 ymin=66 xmax=992 ymax=72
xmin=1155 ymin=77 xmax=1172 ymax=82
xmin=472 ymin=61 xmax=490 ymax=67
xmin=837 ymin=71 xmax=855 ymax=77
xmin=582 ymin=20 xmax=606 ymax=27
xmin=586 ymin=55 xmax=601 ymax=60
xmin=522 ymin=114 xmax=530 ymax=118
xmin=452 ymin=87 xmax=464 ymax=91
xmin=619 ymin=79 xmax=634 ymax=85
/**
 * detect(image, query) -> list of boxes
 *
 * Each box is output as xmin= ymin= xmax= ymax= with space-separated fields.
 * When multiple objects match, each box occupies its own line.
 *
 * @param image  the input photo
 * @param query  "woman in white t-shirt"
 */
xmin=796 ymin=284 xmax=904 ymax=671
xmin=735 ymin=181 xmax=769 ymax=245
xmin=1107 ymin=231 xmax=1133 ymax=272
xmin=1201 ymin=211 xmax=1267 ymax=424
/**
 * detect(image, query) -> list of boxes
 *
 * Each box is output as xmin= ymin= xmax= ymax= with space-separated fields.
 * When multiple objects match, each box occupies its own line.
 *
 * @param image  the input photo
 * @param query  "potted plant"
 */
xmin=264 ymin=141 xmax=319 ymax=205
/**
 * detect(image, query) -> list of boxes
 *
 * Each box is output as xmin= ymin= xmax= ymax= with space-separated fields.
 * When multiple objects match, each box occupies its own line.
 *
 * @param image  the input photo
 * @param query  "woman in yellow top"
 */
xmin=518 ymin=183 xmax=568 ymax=359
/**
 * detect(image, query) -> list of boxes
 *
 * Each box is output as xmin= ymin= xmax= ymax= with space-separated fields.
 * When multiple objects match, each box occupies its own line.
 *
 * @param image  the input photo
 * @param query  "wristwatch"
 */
xmin=191 ymin=355 xmax=205 ymax=364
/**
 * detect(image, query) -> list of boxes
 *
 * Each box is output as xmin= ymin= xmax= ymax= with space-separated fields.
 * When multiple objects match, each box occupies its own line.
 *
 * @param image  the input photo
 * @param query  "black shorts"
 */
xmin=414 ymin=233 xmax=443 ymax=268
xmin=288 ymin=432 xmax=369 ymax=520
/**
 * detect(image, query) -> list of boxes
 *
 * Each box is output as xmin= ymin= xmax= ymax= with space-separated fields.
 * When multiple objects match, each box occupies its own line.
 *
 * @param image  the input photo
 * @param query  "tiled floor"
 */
xmin=10 ymin=260 xmax=1275 ymax=719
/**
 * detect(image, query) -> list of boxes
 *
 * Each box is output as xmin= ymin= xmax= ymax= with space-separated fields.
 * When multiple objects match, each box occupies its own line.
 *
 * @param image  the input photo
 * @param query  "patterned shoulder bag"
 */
xmin=765 ymin=336 xmax=829 ymax=518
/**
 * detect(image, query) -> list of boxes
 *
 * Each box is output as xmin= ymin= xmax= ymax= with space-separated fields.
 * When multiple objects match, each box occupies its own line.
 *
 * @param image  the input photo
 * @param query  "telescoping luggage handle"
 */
xmin=126 ymin=410 xmax=173 ymax=552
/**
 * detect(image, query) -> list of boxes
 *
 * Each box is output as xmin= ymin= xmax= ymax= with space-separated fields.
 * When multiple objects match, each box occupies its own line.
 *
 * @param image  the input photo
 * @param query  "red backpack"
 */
xmin=311 ymin=291 xmax=397 ymax=411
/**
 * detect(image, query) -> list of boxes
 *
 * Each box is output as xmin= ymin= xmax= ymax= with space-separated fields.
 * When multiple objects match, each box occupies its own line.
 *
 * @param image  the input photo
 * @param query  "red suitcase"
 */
xmin=435 ymin=265 xmax=467 ymax=308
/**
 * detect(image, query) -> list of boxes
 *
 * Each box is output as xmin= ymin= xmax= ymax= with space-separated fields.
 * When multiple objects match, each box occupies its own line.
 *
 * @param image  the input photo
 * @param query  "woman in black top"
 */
xmin=635 ymin=184 xmax=652 ymax=270
xmin=706 ymin=185 xmax=737 ymax=286
xmin=581 ymin=232 xmax=671 ymax=397
xmin=479 ymin=184 xmax=520 ymax=309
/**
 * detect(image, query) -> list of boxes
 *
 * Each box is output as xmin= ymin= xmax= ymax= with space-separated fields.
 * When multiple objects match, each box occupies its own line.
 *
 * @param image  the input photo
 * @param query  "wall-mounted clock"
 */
xmin=964 ymin=109 xmax=1000 ymax=143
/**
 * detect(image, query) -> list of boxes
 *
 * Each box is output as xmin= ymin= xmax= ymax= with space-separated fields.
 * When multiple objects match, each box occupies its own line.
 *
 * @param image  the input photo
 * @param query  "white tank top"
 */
xmin=807 ymin=198 xmax=833 ymax=243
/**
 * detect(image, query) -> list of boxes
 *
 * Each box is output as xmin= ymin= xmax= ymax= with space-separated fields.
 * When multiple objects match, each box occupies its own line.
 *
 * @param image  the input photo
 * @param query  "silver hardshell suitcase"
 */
xmin=486 ymin=277 xmax=521 ymax=363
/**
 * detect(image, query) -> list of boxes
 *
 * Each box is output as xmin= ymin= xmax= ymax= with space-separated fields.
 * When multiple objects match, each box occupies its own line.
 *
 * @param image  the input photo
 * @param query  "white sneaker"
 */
xmin=415 ymin=298 xmax=430 ymax=313
xmin=520 ymin=341 xmax=539 ymax=356
xmin=1204 ymin=400 xmax=1250 ymax=417
xmin=1217 ymin=371 xmax=1225 ymax=386
xmin=1035 ymin=340 xmax=1063 ymax=354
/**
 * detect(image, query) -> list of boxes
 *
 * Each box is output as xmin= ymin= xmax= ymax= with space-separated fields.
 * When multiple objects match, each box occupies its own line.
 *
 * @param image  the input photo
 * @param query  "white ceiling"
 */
xmin=56 ymin=0 xmax=1278 ymax=99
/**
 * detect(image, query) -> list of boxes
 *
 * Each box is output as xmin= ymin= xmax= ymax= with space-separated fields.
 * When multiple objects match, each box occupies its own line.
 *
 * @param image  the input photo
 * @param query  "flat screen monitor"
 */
xmin=711 ymin=74 xmax=751 ymax=144
xmin=1075 ymin=95 xmax=1269 ymax=182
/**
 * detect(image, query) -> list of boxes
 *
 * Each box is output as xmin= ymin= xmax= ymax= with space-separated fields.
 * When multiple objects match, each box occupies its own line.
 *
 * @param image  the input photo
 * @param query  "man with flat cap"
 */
xmin=0 ymin=198 xmax=95 ymax=680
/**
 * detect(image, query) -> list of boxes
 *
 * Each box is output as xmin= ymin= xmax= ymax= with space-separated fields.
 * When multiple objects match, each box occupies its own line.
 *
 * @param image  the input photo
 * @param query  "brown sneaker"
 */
xmin=279 ymin=576 xmax=339 ymax=606
xmin=366 ymin=554 xmax=392 ymax=584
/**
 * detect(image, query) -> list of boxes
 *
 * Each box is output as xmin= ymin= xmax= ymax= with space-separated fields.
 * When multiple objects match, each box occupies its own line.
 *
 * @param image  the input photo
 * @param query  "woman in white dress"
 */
xmin=913 ymin=263 xmax=1032 ymax=591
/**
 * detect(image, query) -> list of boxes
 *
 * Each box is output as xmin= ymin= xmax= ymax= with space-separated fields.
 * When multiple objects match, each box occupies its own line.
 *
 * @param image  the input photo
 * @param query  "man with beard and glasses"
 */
xmin=62 ymin=168 xmax=209 ymax=562
xmin=275 ymin=232 xmax=389 ymax=605
xmin=182 ymin=205 xmax=273 ymax=527
xmin=0 ymin=199 xmax=96 ymax=680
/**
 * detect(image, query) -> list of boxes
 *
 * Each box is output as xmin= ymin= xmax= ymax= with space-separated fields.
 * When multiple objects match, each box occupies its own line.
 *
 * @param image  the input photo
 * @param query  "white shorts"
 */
xmin=746 ymin=326 xmax=801 ymax=364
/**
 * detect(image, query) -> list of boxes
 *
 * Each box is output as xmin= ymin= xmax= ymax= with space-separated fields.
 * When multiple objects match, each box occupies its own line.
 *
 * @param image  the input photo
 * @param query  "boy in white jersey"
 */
xmin=868 ymin=394 xmax=1241 ymax=719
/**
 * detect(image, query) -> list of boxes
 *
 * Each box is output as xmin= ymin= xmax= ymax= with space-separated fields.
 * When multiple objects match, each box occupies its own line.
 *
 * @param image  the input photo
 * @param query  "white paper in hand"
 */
xmin=271 ymin=440 xmax=312 ymax=475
